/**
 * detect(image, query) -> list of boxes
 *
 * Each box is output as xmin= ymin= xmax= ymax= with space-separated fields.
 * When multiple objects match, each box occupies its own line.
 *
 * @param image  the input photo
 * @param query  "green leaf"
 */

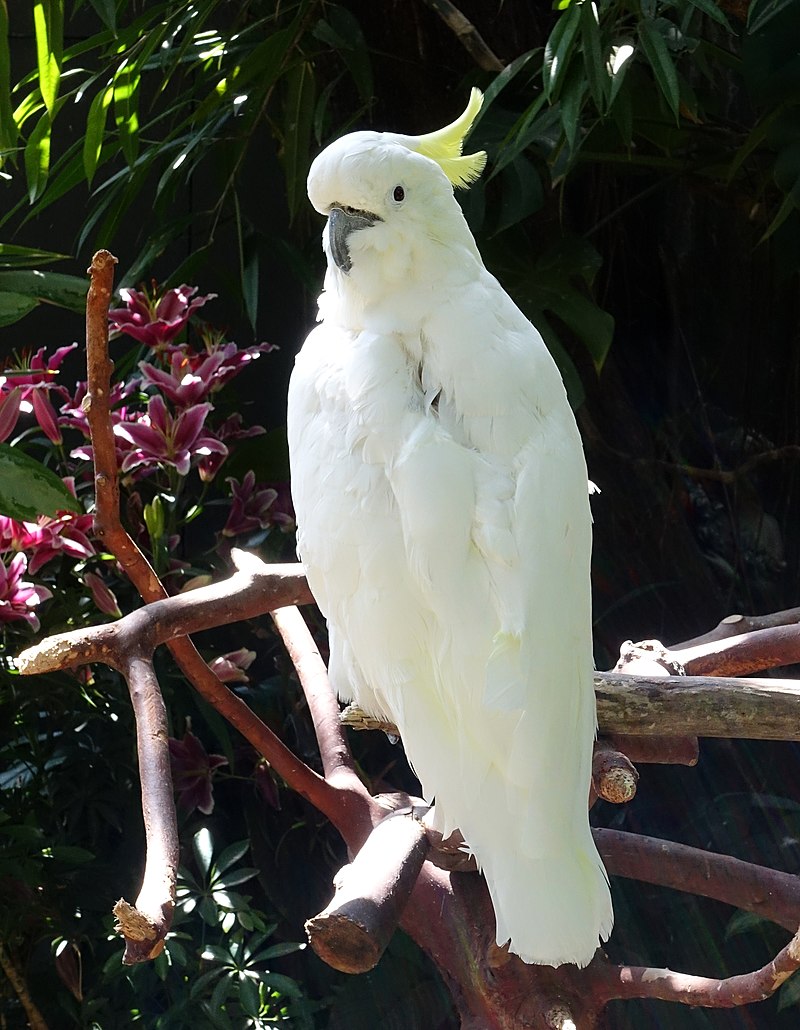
xmin=0 ymin=446 xmax=80 ymax=519
xmin=214 ymin=839 xmax=251 ymax=876
xmin=579 ymin=0 xmax=607 ymax=113
xmin=23 ymin=110 xmax=51 ymax=202
xmin=85 ymin=0 xmax=116 ymax=33
xmin=0 ymin=0 xmax=16 ymax=156
xmin=113 ymin=60 xmax=140 ymax=166
xmin=83 ymin=83 xmax=113 ymax=183
xmin=638 ymin=19 xmax=681 ymax=123
xmin=33 ymin=0 xmax=63 ymax=116
xmin=0 ymin=292 xmax=37 ymax=326
xmin=0 ymin=244 xmax=71 ymax=267
xmin=481 ymin=50 xmax=536 ymax=112
xmin=0 ymin=269 xmax=88 ymax=312
xmin=543 ymin=2 xmax=582 ymax=101
xmin=559 ymin=59 xmax=587 ymax=154
xmin=748 ymin=0 xmax=796 ymax=32
xmin=238 ymin=975 xmax=260 ymax=1017
xmin=684 ymin=0 xmax=732 ymax=30
xmin=282 ymin=61 xmax=316 ymax=220
xmin=491 ymin=154 xmax=544 ymax=236
xmin=192 ymin=827 xmax=214 ymax=876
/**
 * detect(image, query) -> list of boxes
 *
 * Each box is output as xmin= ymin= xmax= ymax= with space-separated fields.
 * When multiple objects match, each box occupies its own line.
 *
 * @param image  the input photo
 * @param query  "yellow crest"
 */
xmin=413 ymin=88 xmax=487 ymax=189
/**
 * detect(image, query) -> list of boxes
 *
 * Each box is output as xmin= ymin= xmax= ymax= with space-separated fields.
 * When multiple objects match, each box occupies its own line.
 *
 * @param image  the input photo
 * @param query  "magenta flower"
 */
xmin=84 ymin=571 xmax=121 ymax=617
xmin=113 ymin=395 xmax=227 ymax=477
xmin=0 ymin=385 xmax=22 ymax=442
xmin=108 ymin=284 xmax=216 ymax=349
xmin=222 ymin=472 xmax=295 ymax=537
xmin=0 ymin=553 xmax=52 ymax=632
xmin=168 ymin=728 xmax=228 ymax=815
xmin=139 ymin=341 xmax=274 ymax=408
xmin=2 ymin=345 xmax=77 ymax=444
xmin=208 ymin=648 xmax=256 ymax=684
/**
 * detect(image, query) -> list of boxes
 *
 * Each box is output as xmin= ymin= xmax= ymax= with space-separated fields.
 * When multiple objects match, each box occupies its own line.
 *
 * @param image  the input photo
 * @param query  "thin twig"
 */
xmin=591 ymin=932 xmax=800 ymax=1007
xmin=0 ymin=941 xmax=49 ymax=1030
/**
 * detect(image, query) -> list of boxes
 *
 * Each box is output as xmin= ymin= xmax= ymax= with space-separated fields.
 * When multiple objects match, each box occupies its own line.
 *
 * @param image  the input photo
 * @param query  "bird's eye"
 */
xmin=392 ymin=185 xmax=405 ymax=203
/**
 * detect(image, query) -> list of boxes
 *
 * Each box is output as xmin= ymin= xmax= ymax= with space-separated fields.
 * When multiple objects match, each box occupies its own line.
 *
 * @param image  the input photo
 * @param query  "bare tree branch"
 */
xmin=590 ymin=931 xmax=800 ymax=1007
xmin=0 ymin=941 xmax=49 ymax=1030
xmin=306 ymin=811 xmax=430 ymax=973
xmin=596 ymin=828 xmax=800 ymax=933
xmin=418 ymin=0 xmax=504 ymax=71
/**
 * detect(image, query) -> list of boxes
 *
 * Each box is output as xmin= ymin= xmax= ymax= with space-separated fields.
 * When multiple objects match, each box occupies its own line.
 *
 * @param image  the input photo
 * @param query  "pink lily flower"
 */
xmin=108 ymin=284 xmax=216 ymax=349
xmin=222 ymin=471 xmax=295 ymax=537
xmin=83 ymin=571 xmax=121 ymax=617
xmin=208 ymin=648 xmax=256 ymax=684
xmin=140 ymin=341 xmax=274 ymax=408
xmin=168 ymin=727 xmax=228 ymax=815
xmin=114 ymin=395 xmax=227 ymax=478
xmin=2 ymin=345 xmax=77 ymax=444
xmin=0 ymin=553 xmax=52 ymax=632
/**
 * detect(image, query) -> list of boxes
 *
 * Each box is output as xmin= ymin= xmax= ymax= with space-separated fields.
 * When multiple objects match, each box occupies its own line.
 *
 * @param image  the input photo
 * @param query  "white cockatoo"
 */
xmin=287 ymin=89 xmax=613 ymax=967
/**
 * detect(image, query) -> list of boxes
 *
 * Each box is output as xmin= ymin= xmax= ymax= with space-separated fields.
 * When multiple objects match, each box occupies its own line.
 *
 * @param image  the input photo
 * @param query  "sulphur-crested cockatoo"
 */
xmin=287 ymin=89 xmax=613 ymax=967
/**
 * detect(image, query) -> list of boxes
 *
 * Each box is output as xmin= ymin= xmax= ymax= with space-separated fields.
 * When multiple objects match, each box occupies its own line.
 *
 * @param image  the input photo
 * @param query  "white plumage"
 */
xmin=287 ymin=90 xmax=613 ymax=967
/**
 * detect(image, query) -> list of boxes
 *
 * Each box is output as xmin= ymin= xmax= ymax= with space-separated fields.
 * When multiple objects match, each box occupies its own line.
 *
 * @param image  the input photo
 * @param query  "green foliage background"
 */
xmin=2 ymin=0 xmax=800 ymax=1027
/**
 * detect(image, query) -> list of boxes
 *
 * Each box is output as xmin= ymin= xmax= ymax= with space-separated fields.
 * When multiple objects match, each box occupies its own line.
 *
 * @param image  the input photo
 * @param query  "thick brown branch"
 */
xmin=113 ymin=654 xmax=178 ymax=964
xmin=674 ymin=622 xmax=800 ymax=677
xmin=674 ymin=608 xmax=800 ymax=651
xmin=418 ymin=0 xmax=504 ymax=71
xmin=346 ymin=672 xmax=800 ymax=741
xmin=590 ymin=931 xmax=800 ymax=1007
xmin=596 ymin=828 xmax=800 ymax=933
xmin=306 ymin=811 xmax=430 ymax=973
xmin=592 ymin=743 xmax=638 ymax=804
xmin=595 ymin=671 xmax=800 ymax=738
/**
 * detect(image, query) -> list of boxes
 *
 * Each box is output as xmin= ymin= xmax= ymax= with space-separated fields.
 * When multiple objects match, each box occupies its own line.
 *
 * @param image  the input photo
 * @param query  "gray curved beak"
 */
xmin=328 ymin=206 xmax=381 ymax=274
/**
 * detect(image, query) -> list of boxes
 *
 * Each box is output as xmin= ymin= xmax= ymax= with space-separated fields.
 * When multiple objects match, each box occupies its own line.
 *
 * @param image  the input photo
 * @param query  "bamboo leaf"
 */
xmin=83 ymin=83 xmax=113 ymax=183
xmin=113 ymin=60 xmax=140 ymax=166
xmin=23 ymin=111 xmax=51 ymax=202
xmin=638 ymin=19 xmax=680 ymax=123
xmin=283 ymin=61 xmax=316 ymax=220
xmin=543 ymin=2 xmax=582 ymax=101
xmin=0 ymin=244 xmax=71 ymax=267
xmin=684 ymin=0 xmax=732 ymax=29
xmin=0 ymin=292 xmax=37 ymax=326
xmin=0 ymin=0 xmax=15 ymax=155
xmin=33 ymin=0 xmax=63 ymax=116
xmin=580 ymin=0 xmax=607 ymax=114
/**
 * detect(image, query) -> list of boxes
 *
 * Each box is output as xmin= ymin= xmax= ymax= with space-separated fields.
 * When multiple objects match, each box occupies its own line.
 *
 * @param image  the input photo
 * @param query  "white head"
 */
xmin=307 ymin=90 xmax=487 ymax=307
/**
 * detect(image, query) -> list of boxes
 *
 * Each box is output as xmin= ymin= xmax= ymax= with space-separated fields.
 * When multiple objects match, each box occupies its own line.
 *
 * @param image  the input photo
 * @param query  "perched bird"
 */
xmin=287 ymin=89 xmax=613 ymax=967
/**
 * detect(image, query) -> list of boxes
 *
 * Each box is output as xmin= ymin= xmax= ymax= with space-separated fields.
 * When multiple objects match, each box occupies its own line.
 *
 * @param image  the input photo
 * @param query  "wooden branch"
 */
xmin=592 ymin=742 xmax=638 ymax=804
xmin=674 ymin=608 xmax=800 ymax=651
xmin=112 ymin=654 xmax=179 ymax=963
xmin=271 ymin=606 xmax=359 ymax=783
xmin=596 ymin=828 xmax=800 ymax=933
xmin=0 ymin=940 xmax=49 ymax=1030
xmin=306 ymin=811 xmax=430 ymax=973
xmin=595 ymin=671 xmax=800 ymax=738
xmin=418 ymin=0 xmax=504 ymax=71
xmin=590 ymin=931 xmax=800 ymax=1007
xmin=606 ymin=734 xmax=699 ymax=766
xmin=345 ymin=672 xmax=800 ymax=741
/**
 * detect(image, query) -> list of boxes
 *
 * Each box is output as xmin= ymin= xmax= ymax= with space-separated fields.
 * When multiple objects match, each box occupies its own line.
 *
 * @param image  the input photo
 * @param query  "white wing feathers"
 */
xmin=288 ymin=268 xmax=612 ymax=966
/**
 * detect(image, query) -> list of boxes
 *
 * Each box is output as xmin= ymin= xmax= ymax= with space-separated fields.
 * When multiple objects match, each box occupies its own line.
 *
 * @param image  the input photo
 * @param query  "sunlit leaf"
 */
xmin=112 ymin=61 xmax=140 ymax=166
xmin=0 ymin=445 xmax=81 ymax=520
xmin=543 ymin=1 xmax=582 ymax=101
xmin=23 ymin=110 xmax=51 ymax=202
xmin=83 ymin=83 xmax=113 ymax=183
xmin=33 ymin=0 xmax=63 ymax=116
xmin=0 ymin=0 xmax=15 ymax=155
xmin=580 ymin=0 xmax=607 ymax=113
xmin=0 ymin=243 xmax=72 ymax=267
